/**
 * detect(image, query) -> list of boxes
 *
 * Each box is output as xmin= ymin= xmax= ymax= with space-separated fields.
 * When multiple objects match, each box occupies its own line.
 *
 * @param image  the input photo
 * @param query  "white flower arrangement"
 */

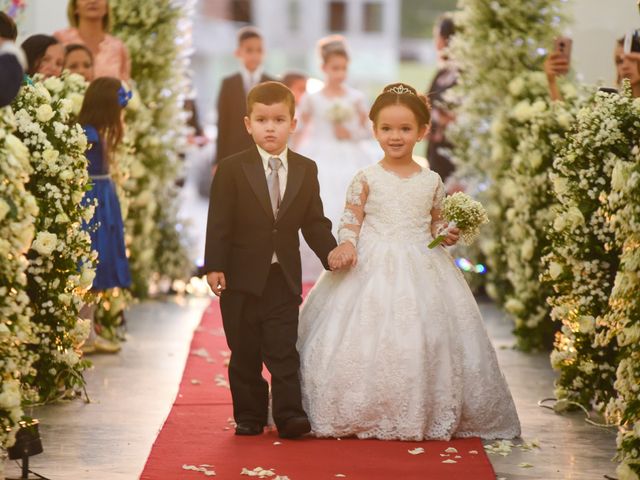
xmin=111 ymin=0 xmax=194 ymax=297
xmin=0 ymin=106 xmax=39 ymax=448
xmin=489 ymin=69 xmax=580 ymax=351
xmin=12 ymin=74 xmax=96 ymax=403
xmin=326 ymin=101 xmax=355 ymax=124
xmin=447 ymin=0 xmax=568 ymax=307
xmin=428 ymin=192 xmax=489 ymax=248
xmin=542 ymin=83 xmax=639 ymax=432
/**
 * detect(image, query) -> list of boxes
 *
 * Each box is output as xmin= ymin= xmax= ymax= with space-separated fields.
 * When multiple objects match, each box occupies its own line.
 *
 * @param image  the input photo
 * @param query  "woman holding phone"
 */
xmin=544 ymin=31 xmax=640 ymax=100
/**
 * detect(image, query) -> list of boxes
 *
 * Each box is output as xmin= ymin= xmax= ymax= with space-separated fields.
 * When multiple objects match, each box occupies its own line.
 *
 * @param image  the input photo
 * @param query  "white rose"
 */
xmin=531 ymin=100 xmax=547 ymax=115
xmin=508 ymin=77 xmax=525 ymax=96
xmin=611 ymin=162 xmax=632 ymax=191
xmin=69 ymin=93 xmax=85 ymax=116
xmin=43 ymin=76 xmax=63 ymax=93
xmin=35 ymin=83 xmax=52 ymax=102
xmin=566 ymin=206 xmax=584 ymax=228
xmin=59 ymin=98 xmax=73 ymax=116
xmin=549 ymin=261 xmax=563 ymax=279
xmin=59 ymin=169 xmax=74 ymax=181
xmin=553 ymin=176 xmax=570 ymax=196
xmin=0 ymin=322 xmax=10 ymax=337
xmin=553 ymin=214 xmax=567 ymax=232
xmin=616 ymin=462 xmax=640 ymax=480
xmin=5 ymin=133 xmax=29 ymax=165
xmin=72 ymin=191 xmax=85 ymax=204
xmin=578 ymin=315 xmax=595 ymax=334
xmin=505 ymin=298 xmax=525 ymax=315
xmin=513 ymin=100 xmax=533 ymax=122
xmin=528 ymin=150 xmax=543 ymax=169
xmin=0 ymin=198 xmax=10 ymax=221
xmin=78 ymin=266 xmax=96 ymax=290
xmin=36 ymin=104 xmax=55 ymax=123
xmin=557 ymin=110 xmax=573 ymax=130
xmin=55 ymin=213 xmax=70 ymax=223
xmin=31 ymin=231 xmax=58 ymax=256
xmin=521 ymin=238 xmax=534 ymax=261
xmin=0 ymin=379 xmax=21 ymax=409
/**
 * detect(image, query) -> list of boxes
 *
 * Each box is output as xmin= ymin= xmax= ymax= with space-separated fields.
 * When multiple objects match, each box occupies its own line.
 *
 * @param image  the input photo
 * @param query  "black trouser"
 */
xmin=220 ymin=264 xmax=305 ymax=429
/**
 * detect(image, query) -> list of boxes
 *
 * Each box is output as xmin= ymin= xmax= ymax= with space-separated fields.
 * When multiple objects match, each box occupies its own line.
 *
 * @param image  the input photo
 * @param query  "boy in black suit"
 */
xmin=0 ymin=12 xmax=24 ymax=108
xmin=204 ymin=82 xmax=337 ymax=439
xmin=214 ymin=26 xmax=274 ymax=165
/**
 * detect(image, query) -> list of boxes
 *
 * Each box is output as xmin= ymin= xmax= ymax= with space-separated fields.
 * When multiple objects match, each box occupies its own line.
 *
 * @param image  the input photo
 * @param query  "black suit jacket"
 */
xmin=204 ymin=146 xmax=337 ymax=296
xmin=0 ymin=53 xmax=23 ymax=108
xmin=214 ymin=72 xmax=274 ymax=165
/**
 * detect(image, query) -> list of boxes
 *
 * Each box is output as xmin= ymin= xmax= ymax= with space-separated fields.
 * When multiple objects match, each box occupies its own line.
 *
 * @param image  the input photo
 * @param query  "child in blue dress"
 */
xmin=78 ymin=76 xmax=132 ymax=353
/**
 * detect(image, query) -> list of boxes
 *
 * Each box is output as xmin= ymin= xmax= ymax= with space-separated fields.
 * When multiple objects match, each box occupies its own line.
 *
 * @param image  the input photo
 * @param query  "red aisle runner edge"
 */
xmin=140 ymin=294 xmax=497 ymax=480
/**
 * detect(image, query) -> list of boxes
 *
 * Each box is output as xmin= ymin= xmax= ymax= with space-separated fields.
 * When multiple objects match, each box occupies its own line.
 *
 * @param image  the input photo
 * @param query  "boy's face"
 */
xmin=244 ymin=102 xmax=296 ymax=155
xmin=236 ymin=37 xmax=264 ymax=73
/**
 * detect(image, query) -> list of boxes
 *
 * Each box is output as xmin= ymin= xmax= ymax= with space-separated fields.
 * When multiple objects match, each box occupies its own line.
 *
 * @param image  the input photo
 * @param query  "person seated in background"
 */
xmin=0 ymin=12 xmax=25 ymax=107
xmin=63 ymin=43 xmax=95 ymax=81
xmin=21 ymin=34 xmax=64 ymax=78
xmin=545 ymin=30 xmax=640 ymax=100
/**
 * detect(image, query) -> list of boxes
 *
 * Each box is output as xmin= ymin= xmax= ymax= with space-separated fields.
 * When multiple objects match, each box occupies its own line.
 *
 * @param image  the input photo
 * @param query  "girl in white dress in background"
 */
xmin=295 ymin=35 xmax=381 ymax=282
xmin=297 ymin=83 xmax=521 ymax=441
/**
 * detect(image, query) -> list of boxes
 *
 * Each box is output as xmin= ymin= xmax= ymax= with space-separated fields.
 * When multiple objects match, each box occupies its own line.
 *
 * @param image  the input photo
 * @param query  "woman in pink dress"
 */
xmin=54 ymin=0 xmax=130 ymax=81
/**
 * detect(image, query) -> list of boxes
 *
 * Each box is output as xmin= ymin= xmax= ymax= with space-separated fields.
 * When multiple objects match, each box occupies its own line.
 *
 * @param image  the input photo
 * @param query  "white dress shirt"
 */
xmin=240 ymin=65 xmax=264 ymax=93
xmin=256 ymin=145 xmax=288 ymax=264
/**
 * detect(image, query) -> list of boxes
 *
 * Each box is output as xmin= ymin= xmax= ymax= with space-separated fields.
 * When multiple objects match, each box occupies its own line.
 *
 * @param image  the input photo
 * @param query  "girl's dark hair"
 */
xmin=67 ymin=0 xmax=111 ymax=31
xmin=369 ymin=83 xmax=431 ymax=126
xmin=64 ymin=43 xmax=94 ymax=63
xmin=78 ymin=77 xmax=124 ymax=162
xmin=21 ymin=34 xmax=60 ymax=75
xmin=437 ymin=14 xmax=455 ymax=41
xmin=0 ymin=12 xmax=18 ymax=41
xmin=318 ymin=35 xmax=349 ymax=63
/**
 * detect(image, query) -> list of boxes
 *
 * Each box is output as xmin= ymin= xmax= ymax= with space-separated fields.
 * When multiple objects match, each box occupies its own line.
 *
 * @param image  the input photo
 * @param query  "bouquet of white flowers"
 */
xmin=326 ymin=100 xmax=354 ymax=124
xmin=428 ymin=192 xmax=489 ymax=248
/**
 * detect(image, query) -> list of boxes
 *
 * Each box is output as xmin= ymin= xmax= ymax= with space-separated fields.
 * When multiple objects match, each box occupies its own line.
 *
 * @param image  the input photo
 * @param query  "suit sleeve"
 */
xmin=0 ymin=54 xmax=23 ymax=108
xmin=214 ymin=79 xmax=231 ymax=165
xmin=203 ymin=159 xmax=236 ymax=273
xmin=301 ymin=162 xmax=338 ymax=270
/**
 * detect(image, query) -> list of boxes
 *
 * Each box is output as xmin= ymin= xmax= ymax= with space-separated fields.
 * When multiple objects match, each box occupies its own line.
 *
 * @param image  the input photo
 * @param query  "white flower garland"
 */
xmin=111 ymin=0 xmax=194 ymax=296
xmin=448 ymin=0 xmax=567 ymax=308
xmin=599 ymin=101 xmax=640 ymax=478
xmin=542 ymin=85 xmax=639 ymax=415
xmin=12 ymin=75 xmax=95 ymax=403
xmin=0 ymin=107 xmax=38 ymax=448
xmin=490 ymin=70 xmax=579 ymax=350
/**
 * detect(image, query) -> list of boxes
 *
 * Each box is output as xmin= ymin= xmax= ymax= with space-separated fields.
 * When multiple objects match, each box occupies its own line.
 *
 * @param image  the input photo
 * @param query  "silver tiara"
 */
xmin=387 ymin=85 xmax=413 ymax=95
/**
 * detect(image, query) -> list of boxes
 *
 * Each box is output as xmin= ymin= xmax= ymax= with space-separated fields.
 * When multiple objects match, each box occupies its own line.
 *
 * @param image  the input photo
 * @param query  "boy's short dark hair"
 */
xmin=0 ymin=12 xmax=18 ymax=41
xmin=237 ymin=26 xmax=262 ymax=47
xmin=246 ymin=81 xmax=295 ymax=118
xmin=281 ymin=71 xmax=307 ymax=88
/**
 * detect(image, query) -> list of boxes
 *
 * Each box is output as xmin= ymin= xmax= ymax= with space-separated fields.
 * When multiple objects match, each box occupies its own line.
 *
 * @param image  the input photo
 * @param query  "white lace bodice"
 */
xmin=338 ymin=163 xmax=446 ymax=247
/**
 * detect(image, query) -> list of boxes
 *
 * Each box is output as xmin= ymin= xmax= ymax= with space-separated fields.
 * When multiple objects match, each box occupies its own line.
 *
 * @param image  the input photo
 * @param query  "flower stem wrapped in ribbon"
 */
xmin=428 ymin=192 xmax=489 ymax=248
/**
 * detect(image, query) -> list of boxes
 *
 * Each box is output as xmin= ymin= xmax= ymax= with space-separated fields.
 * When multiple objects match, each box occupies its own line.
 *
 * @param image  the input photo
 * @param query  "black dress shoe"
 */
xmin=235 ymin=422 xmax=263 ymax=436
xmin=278 ymin=416 xmax=311 ymax=439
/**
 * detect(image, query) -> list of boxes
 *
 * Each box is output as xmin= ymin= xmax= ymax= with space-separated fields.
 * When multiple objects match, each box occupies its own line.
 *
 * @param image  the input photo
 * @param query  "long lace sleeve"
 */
xmin=430 ymin=175 xmax=447 ymax=238
xmin=338 ymin=170 xmax=369 ymax=247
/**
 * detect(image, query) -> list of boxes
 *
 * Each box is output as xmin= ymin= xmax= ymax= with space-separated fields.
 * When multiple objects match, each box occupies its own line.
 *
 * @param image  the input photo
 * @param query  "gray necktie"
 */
xmin=268 ymin=157 xmax=282 ymax=217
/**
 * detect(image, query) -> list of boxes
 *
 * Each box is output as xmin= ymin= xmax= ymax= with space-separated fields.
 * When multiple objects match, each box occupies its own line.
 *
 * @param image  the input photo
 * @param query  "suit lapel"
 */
xmin=241 ymin=148 xmax=273 ymax=219
xmin=277 ymin=152 xmax=305 ymax=221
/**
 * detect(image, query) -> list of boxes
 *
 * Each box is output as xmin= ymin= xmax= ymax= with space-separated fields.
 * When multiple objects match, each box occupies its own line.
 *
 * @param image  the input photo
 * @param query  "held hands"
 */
xmin=206 ymin=271 xmax=226 ymax=296
xmin=328 ymin=242 xmax=357 ymax=270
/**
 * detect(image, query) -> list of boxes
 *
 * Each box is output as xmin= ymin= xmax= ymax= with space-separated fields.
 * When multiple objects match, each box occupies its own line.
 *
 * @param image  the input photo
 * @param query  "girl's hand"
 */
xmin=443 ymin=226 xmax=460 ymax=246
xmin=334 ymin=124 xmax=352 ymax=140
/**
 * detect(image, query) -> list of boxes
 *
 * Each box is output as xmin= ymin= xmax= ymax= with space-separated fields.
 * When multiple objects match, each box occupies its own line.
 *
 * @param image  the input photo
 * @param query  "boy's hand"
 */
xmin=328 ymin=243 xmax=357 ymax=270
xmin=207 ymin=271 xmax=226 ymax=296
xmin=443 ymin=226 xmax=460 ymax=246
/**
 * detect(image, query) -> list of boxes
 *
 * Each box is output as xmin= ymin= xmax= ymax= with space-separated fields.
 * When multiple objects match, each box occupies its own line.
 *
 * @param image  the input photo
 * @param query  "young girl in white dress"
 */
xmin=297 ymin=83 xmax=521 ymax=441
xmin=295 ymin=35 xmax=381 ymax=282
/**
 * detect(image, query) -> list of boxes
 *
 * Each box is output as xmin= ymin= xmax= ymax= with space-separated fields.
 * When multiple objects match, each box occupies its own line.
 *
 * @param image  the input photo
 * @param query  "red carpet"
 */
xmin=141 ymin=294 xmax=497 ymax=480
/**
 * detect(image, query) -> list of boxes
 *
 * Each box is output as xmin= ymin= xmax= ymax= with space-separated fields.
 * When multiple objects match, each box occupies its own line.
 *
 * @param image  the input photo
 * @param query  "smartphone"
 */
xmin=623 ymin=29 xmax=640 ymax=54
xmin=554 ymin=36 xmax=572 ymax=63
